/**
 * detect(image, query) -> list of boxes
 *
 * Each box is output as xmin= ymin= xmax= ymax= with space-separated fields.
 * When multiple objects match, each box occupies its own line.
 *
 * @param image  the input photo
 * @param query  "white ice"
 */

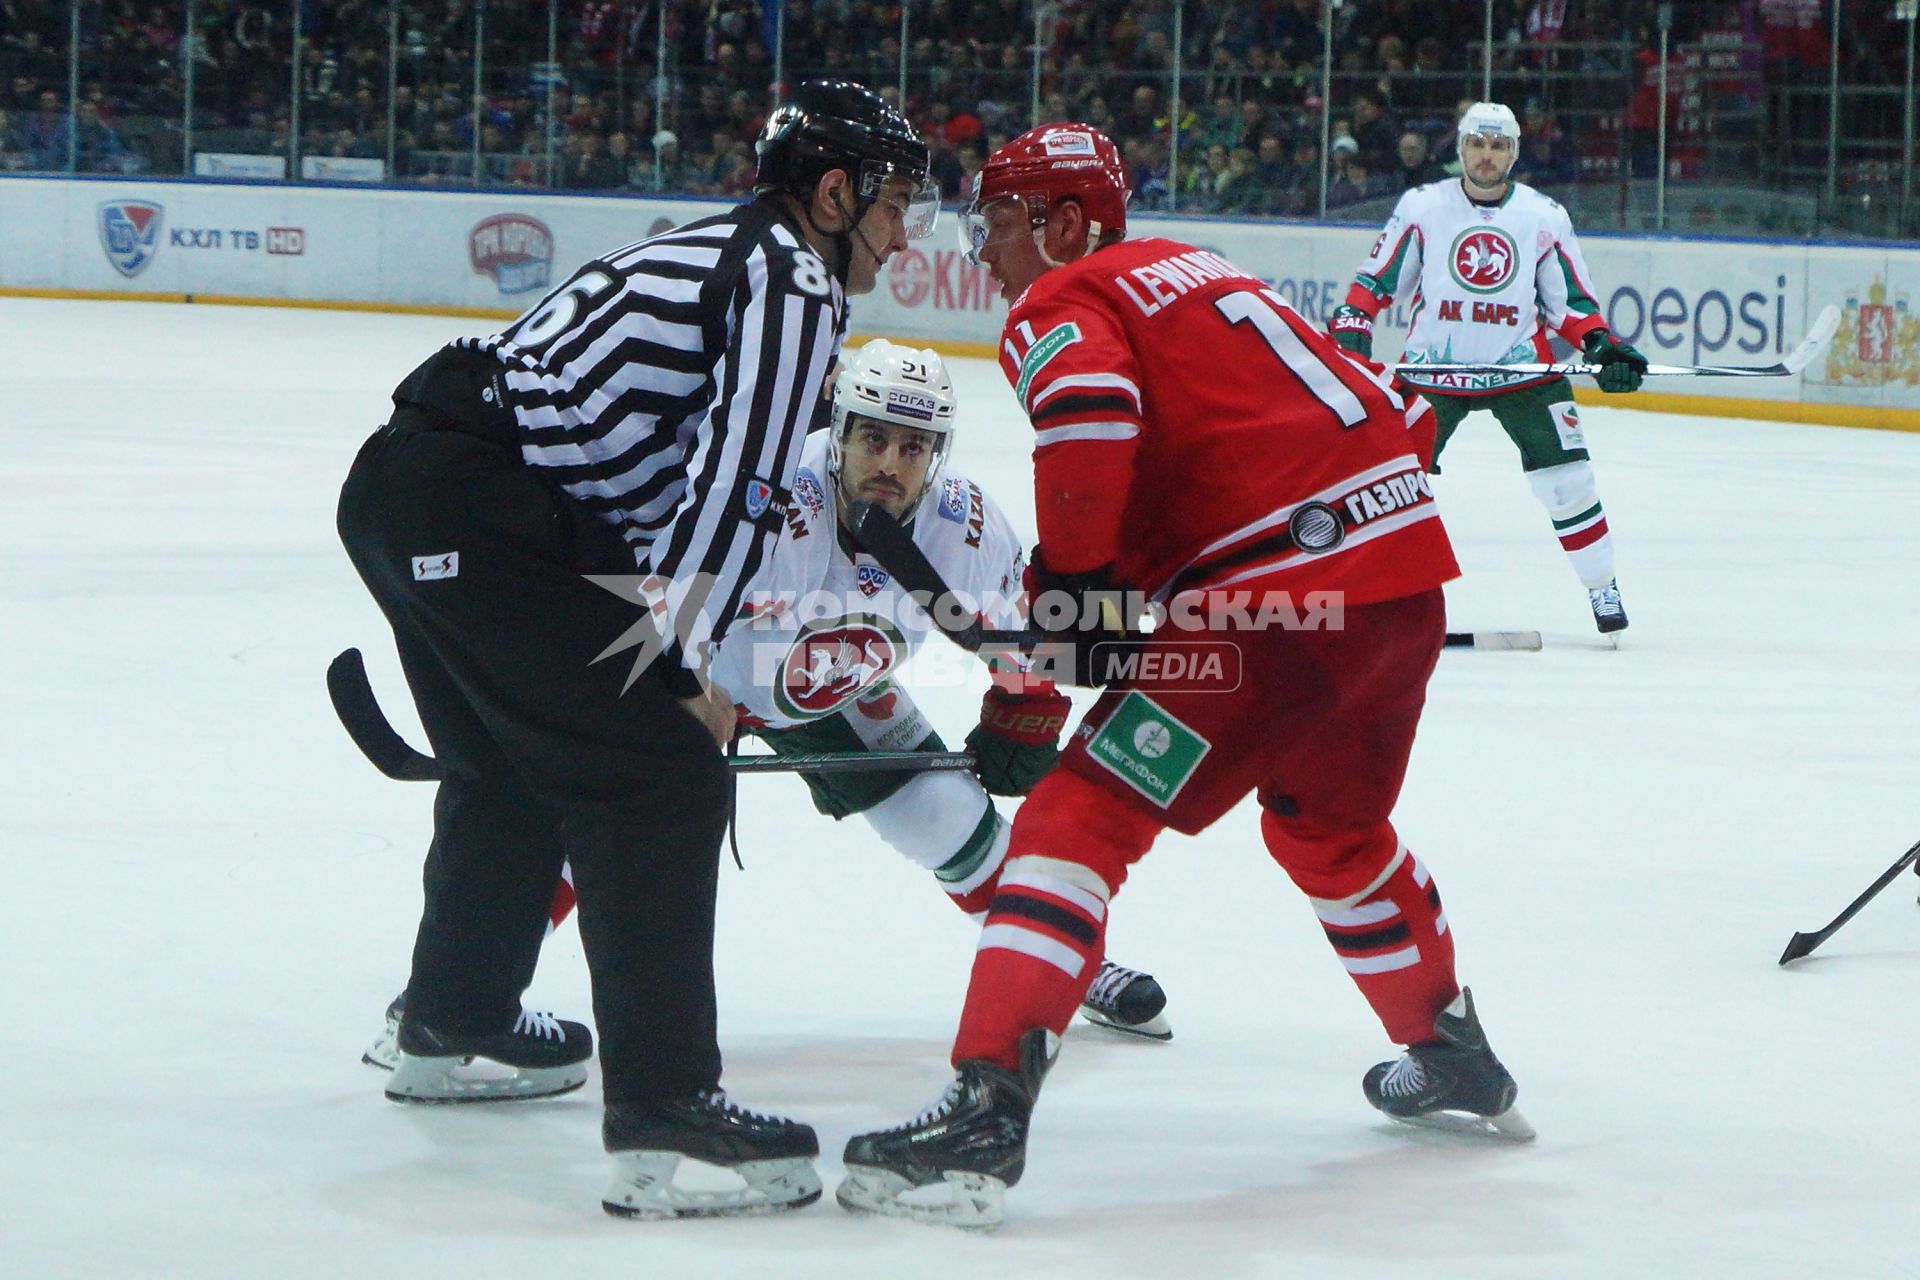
xmin=3 ymin=297 xmax=1917 ymax=1280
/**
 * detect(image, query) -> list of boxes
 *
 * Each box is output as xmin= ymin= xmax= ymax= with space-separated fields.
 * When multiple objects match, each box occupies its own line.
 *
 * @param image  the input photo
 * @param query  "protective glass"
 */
xmin=862 ymin=163 xmax=941 ymax=240
xmin=957 ymin=194 xmax=1040 ymax=267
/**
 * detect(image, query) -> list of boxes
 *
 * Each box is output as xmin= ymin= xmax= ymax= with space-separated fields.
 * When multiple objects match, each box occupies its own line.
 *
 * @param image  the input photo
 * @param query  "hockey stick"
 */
xmin=1444 ymin=630 xmax=1543 ymax=651
xmin=327 ymin=648 xmax=441 ymax=781
xmin=1777 ymin=836 xmax=1920 ymax=965
xmin=844 ymin=499 xmax=1020 ymax=654
xmin=326 ymin=648 xmax=977 ymax=781
xmin=848 ymin=501 xmax=1544 ymax=660
xmin=1397 ymin=305 xmax=1841 ymax=380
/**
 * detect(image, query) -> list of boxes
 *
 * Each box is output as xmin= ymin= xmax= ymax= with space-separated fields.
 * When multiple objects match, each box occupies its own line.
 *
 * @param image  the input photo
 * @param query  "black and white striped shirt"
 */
xmin=458 ymin=200 xmax=845 ymax=688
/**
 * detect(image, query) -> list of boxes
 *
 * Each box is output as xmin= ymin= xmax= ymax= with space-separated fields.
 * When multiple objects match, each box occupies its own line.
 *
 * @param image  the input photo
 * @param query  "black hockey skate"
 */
xmin=384 ymin=1008 xmax=591 ymax=1103
xmin=602 ymin=1091 xmax=821 ymax=1220
xmin=1078 ymin=959 xmax=1172 ymax=1041
xmin=1363 ymin=987 xmax=1534 ymax=1141
xmin=1589 ymin=578 xmax=1629 ymax=637
xmin=836 ymin=1027 xmax=1057 ymax=1231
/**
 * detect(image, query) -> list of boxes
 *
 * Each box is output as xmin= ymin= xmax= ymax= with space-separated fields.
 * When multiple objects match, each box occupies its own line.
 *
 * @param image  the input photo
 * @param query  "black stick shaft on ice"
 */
xmin=1778 ymin=837 xmax=1920 ymax=965
xmin=326 ymin=648 xmax=975 ymax=782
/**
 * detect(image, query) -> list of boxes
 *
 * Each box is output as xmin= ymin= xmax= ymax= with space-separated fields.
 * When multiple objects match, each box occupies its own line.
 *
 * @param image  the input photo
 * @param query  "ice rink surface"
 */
xmin=4 ymin=296 xmax=1918 ymax=1279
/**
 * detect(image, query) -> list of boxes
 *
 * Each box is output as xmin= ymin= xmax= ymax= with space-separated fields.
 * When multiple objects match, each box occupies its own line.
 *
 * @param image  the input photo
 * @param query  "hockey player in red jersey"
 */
xmin=836 ymin=123 xmax=1531 ymax=1231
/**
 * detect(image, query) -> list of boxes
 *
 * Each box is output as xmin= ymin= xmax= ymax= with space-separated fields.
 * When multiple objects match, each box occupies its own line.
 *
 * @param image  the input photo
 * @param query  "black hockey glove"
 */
xmin=1582 ymin=329 xmax=1648 ymax=393
xmin=965 ymin=685 xmax=1071 ymax=796
xmin=1023 ymin=552 xmax=1141 ymax=688
xmin=1328 ymin=304 xmax=1375 ymax=358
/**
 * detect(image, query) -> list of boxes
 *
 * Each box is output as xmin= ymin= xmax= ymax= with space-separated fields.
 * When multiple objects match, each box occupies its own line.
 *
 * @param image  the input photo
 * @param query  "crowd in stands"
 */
xmin=0 ymin=0 xmax=1912 ymax=218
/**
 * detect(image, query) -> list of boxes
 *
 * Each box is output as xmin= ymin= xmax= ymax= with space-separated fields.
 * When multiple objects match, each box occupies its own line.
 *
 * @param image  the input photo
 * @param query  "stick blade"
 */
xmin=1778 ymin=931 xmax=1823 ymax=966
xmin=1445 ymin=630 xmax=1543 ymax=651
xmin=327 ymin=648 xmax=442 ymax=782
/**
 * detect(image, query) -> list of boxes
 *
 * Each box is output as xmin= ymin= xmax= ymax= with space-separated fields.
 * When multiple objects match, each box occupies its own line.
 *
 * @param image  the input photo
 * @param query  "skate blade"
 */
xmin=383 ymin=1053 xmax=586 ymax=1103
xmin=1078 ymin=1007 xmax=1173 ymax=1042
xmin=361 ymin=1031 xmax=401 ymax=1072
xmin=1388 ymin=1104 xmax=1536 ymax=1143
xmin=602 ymin=1153 xmax=821 ymax=1220
xmin=836 ymin=1165 xmax=1006 ymax=1232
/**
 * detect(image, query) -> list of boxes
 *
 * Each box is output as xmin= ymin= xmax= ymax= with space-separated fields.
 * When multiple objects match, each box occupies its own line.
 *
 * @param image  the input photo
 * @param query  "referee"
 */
xmin=336 ymin=79 xmax=932 ymax=1219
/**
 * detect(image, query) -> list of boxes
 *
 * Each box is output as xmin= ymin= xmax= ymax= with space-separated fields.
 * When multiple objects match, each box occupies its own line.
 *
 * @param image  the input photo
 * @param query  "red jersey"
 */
xmin=997 ymin=236 xmax=1459 ymax=608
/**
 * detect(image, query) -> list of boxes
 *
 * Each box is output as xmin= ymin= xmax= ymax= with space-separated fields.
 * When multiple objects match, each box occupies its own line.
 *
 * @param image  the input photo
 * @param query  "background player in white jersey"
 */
xmin=1329 ymin=101 xmax=1648 ymax=635
xmin=361 ymin=340 xmax=1172 ymax=1076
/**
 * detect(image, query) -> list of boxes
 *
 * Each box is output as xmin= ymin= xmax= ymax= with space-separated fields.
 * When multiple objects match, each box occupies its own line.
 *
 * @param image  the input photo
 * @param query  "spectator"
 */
xmin=25 ymin=89 xmax=68 ymax=170
xmin=0 ymin=107 xmax=23 ymax=170
xmin=1216 ymin=145 xmax=1267 ymax=214
xmin=1513 ymin=103 xmax=1575 ymax=187
xmin=927 ymin=128 xmax=966 ymax=200
xmin=1120 ymin=135 xmax=1163 ymax=210
xmin=1390 ymin=130 xmax=1447 ymax=188
xmin=1349 ymin=93 xmax=1398 ymax=169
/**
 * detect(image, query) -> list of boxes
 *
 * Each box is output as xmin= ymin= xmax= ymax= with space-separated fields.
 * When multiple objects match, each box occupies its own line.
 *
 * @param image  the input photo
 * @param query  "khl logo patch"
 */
xmin=99 ymin=200 xmax=164 ymax=278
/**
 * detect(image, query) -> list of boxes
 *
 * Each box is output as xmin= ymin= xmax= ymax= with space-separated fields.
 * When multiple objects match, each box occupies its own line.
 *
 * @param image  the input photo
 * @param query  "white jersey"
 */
xmin=1347 ymin=179 xmax=1608 ymax=395
xmin=709 ymin=431 xmax=1028 ymax=733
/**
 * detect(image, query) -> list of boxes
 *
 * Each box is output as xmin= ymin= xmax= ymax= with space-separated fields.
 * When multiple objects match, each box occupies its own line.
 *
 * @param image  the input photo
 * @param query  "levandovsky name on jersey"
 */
xmin=1347 ymin=179 xmax=1609 ymax=395
xmin=706 ymin=432 xmax=1027 ymax=732
xmin=457 ymin=201 xmax=845 ymax=682
xmin=995 ymin=235 xmax=1460 ymax=611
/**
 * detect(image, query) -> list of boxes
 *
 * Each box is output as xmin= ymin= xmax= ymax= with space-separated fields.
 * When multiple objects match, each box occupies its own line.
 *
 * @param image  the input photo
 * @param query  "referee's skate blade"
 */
xmin=836 ymin=1165 xmax=1006 ymax=1232
xmin=383 ymin=1053 xmax=586 ymax=1103
xmin=1384 ymin=1104 xmax=1536 ymax=1143
xmin=602 ymin=1153 xmax=821 ymax=1220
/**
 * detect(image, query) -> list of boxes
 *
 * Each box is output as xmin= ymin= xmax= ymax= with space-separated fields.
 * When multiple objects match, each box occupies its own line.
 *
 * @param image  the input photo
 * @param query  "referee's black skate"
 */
xmin=1363 ymin=987 xmax=1534 ymax=1141
xmin=1078 ymin=959 xmax=1172 ymax=1041
xmin=602 ymin=1091 xmax=821 ymax=1220
xmin=836 ymin=1027 xmax=1057 ymax=1231
xmin=384 ymin=1008 xmax=591 ymax=1103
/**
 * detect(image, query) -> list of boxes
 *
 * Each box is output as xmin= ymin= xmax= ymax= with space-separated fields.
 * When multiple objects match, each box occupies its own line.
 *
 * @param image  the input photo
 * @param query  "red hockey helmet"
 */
xmin=960 ymin=123 xmax=1130 ymax=266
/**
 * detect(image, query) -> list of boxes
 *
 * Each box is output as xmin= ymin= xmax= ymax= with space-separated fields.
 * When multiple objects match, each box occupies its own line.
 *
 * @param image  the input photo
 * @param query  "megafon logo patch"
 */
xmin=470 ymin=214 xmax=554 ymax=295
xmin=98 ymin=200 xmax=164 ymax=278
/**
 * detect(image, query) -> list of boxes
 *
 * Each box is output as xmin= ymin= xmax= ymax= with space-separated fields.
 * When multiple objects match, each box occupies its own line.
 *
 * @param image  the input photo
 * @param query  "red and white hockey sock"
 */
xmin=951 ymin=855 xmax=1111 ymax=1070
xmin=1527 ymin=459 xmax=1616 ymax=588
xmin=1308 ymin=844 xmax=1458 ymax=1045
xmin=545 ymin=863 xmax=576 ymax=937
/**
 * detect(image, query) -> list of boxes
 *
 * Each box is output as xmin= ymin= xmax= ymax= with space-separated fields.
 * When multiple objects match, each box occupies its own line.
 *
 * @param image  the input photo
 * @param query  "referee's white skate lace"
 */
xmin=1083 ymin=960 xmax=1139 ymax=1012
xmin=1376 ymin=1054 xmax=1430 ymax=1099
xmin=512 ymin=1009 xmax=566 ymax=1041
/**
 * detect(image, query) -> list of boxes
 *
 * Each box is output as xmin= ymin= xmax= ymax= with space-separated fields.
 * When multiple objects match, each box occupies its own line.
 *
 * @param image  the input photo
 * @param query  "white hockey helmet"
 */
xmin=1457 ymin=101 xmax=1521 ymax=158
xmin=829 ymin=338 xmax=959 ymax=502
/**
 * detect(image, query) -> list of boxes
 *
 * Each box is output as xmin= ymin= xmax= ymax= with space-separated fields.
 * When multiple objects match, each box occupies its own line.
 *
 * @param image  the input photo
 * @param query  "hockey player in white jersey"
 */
xmin=1329 ymin=101 xmax=1647 ymax=636
xmin=363 ymin=341 xmax=1172 ymax=1090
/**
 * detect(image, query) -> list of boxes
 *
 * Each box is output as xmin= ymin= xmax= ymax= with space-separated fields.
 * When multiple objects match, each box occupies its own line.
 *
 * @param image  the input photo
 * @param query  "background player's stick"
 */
xmin=1777 ymin=836 xmax=1920 ymax=964
xmin=1399 ymin=305 xmax=1840 ymax=380
xmin=1445 ymin=630 xmax=1543 ymax=651
xmin=326 ymin=648 xmax=976 ymax=781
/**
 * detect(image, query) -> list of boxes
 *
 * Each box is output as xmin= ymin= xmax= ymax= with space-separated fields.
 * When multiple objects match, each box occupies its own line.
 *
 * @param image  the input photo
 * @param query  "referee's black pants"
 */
xmin=337 ymin=408 xmax=729 ymax=1104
